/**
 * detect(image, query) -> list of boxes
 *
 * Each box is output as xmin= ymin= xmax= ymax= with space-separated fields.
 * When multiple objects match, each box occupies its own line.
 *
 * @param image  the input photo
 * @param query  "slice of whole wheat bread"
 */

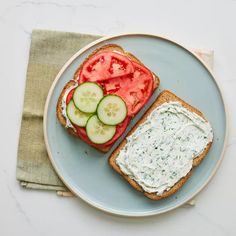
xmin=109 ymin=90 xmax=213 ymax=200
xmin=56 ymin=44 xmax=160 ymax=152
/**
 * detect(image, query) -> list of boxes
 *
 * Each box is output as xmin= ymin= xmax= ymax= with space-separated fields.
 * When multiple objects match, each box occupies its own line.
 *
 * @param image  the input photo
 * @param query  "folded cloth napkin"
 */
xmin=16 ymin=29 xmax=213 ymax=205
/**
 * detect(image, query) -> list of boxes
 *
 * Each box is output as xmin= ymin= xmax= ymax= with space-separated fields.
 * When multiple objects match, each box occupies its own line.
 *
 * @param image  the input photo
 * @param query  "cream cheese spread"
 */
xmin=116 ymin=102 xmax=213 ymax=195
xmin=61 ymin=82 xmax=78 ymax=131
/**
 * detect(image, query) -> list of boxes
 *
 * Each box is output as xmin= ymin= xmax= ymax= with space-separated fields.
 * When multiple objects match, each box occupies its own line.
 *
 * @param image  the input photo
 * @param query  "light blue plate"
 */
xmin=44 ymin=34 xmax=227 ymax=217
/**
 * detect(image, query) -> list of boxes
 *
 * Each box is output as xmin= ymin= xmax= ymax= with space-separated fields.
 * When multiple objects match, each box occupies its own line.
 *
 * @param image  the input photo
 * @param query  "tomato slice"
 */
xmin=78 ymin=52 xmax=134 ymax=82
xmin=103 ymin=61 xmax=154 ymax=116
xmin=74 ymin=116 xmax=130 ymax=147
xmin=66 ymin=88 xmax=75 ymax=105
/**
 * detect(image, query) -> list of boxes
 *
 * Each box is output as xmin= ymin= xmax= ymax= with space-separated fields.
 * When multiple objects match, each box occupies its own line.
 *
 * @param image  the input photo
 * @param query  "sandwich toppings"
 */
xmin=115 ymin=102 xmax=213 ymax=195
xmin=66 ymin=100 xmax=92 ymax=127
xmin=76 ymin=51 xmax=154 ymax=116
xmin=86 ymin=115 xmax=116 ymax=144
xmin=62 ymin=81 xmax=128 ymax=145
xmin=102 ymin=61 xmax=154 ymax=116
xmin=73 ymin=82 xmax=103 ymax=113
xmin=79 ymin=51 xmax=134 ymax=82
xmin=97 ymin=95 xmax=127 ymax=125
xmin=61 ymin=50 xmax=155 ymax=146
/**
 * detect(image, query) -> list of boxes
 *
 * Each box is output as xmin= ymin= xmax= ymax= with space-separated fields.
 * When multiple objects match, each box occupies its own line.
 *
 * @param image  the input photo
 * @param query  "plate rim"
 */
xmin=43 ymin=33 xmax=228 ymax=217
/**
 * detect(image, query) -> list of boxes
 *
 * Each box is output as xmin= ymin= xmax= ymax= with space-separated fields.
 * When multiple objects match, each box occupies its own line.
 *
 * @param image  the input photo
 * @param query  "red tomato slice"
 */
xmin=66 ymin=88 xmax=75 ymax=105
xmin=103 ymin=61 xmax=154 ymax=116
xmin=78 ymin=52 xmax=134 ymax=82
xmin=74 ymin=116 xmax=130 ymax=147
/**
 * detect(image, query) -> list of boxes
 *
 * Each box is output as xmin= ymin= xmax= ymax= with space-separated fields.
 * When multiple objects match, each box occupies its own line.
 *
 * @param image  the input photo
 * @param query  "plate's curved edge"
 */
xmin=43 ymin=33 xmax=228 ymax=217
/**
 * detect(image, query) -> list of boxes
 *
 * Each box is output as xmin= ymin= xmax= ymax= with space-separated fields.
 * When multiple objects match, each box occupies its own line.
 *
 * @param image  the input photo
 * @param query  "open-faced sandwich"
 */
xmin=109 ymin=90 xmax=213 ymax=200
xmin=57 ymin=44 xmax=160 ymax=152
xmin=57 ymin=43 xmax=213 ymax=200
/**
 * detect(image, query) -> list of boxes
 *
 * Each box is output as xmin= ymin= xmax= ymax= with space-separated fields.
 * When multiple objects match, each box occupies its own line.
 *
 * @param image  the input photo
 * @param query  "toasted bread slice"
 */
xmin=57 ymin=44 xmax=160 ymax=152
xmin=109 ymin=90 xmax=213 ymax=200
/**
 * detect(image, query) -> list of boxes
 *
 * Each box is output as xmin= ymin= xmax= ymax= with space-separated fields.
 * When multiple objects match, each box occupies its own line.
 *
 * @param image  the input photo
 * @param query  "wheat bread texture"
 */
xmin=109 ymin=90 xmax=213 ymax=200
xmin=56 ymin=44 xmax=160 ymax=152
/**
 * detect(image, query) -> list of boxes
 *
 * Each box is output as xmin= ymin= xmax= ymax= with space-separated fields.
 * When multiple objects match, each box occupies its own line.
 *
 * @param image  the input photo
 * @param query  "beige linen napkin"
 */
xmin=17 ymin=29 xmax=213 ymax=205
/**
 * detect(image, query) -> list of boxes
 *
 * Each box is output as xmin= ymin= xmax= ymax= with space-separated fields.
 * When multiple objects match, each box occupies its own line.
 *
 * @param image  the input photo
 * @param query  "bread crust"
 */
xmin=56 ymin=80 xmax=77 ymax=135
xmin=56 ymin=44 xmax=160 ymax=152
xmin=109 ymin=90 xmax=213 ymax=200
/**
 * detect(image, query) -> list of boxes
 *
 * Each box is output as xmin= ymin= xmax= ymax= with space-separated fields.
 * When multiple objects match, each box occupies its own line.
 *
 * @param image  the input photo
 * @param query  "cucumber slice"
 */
xmin=97 ymin=95 xmax=127 ymax=125
xmin=73 ymin=82 xmax=103 ymax=113
xmin=66 ymin=100 xmax=92 ymax=127
xmin=86 ymin=115 xmax=116 ymax=144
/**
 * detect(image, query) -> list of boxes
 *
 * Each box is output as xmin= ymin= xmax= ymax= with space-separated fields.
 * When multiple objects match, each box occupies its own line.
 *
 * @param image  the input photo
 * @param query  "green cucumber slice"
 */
xmin=73 ymin=82 xmax=103 ymax=113
xmin=97 ymin=95 xmax=127 ymax=125
xmin=66 ymin=100 xmax=92 ymax=127
xmin=86 ymin=115 xmax=116 ymax=144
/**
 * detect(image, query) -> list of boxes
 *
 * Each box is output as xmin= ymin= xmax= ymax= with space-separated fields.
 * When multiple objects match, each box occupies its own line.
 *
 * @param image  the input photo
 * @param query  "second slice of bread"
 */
xmin=109 ymin=90 xmax=213 ymax=200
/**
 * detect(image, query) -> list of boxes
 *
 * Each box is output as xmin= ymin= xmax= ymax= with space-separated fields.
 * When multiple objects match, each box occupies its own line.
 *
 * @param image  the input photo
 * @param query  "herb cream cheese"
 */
xmin=116 ymin=102 xmax=213 ymax=195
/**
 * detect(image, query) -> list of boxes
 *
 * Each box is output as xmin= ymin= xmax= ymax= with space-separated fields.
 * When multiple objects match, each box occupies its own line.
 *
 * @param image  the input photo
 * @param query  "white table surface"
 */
xmin=1 ymin=0 xmax=236 ymax=235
